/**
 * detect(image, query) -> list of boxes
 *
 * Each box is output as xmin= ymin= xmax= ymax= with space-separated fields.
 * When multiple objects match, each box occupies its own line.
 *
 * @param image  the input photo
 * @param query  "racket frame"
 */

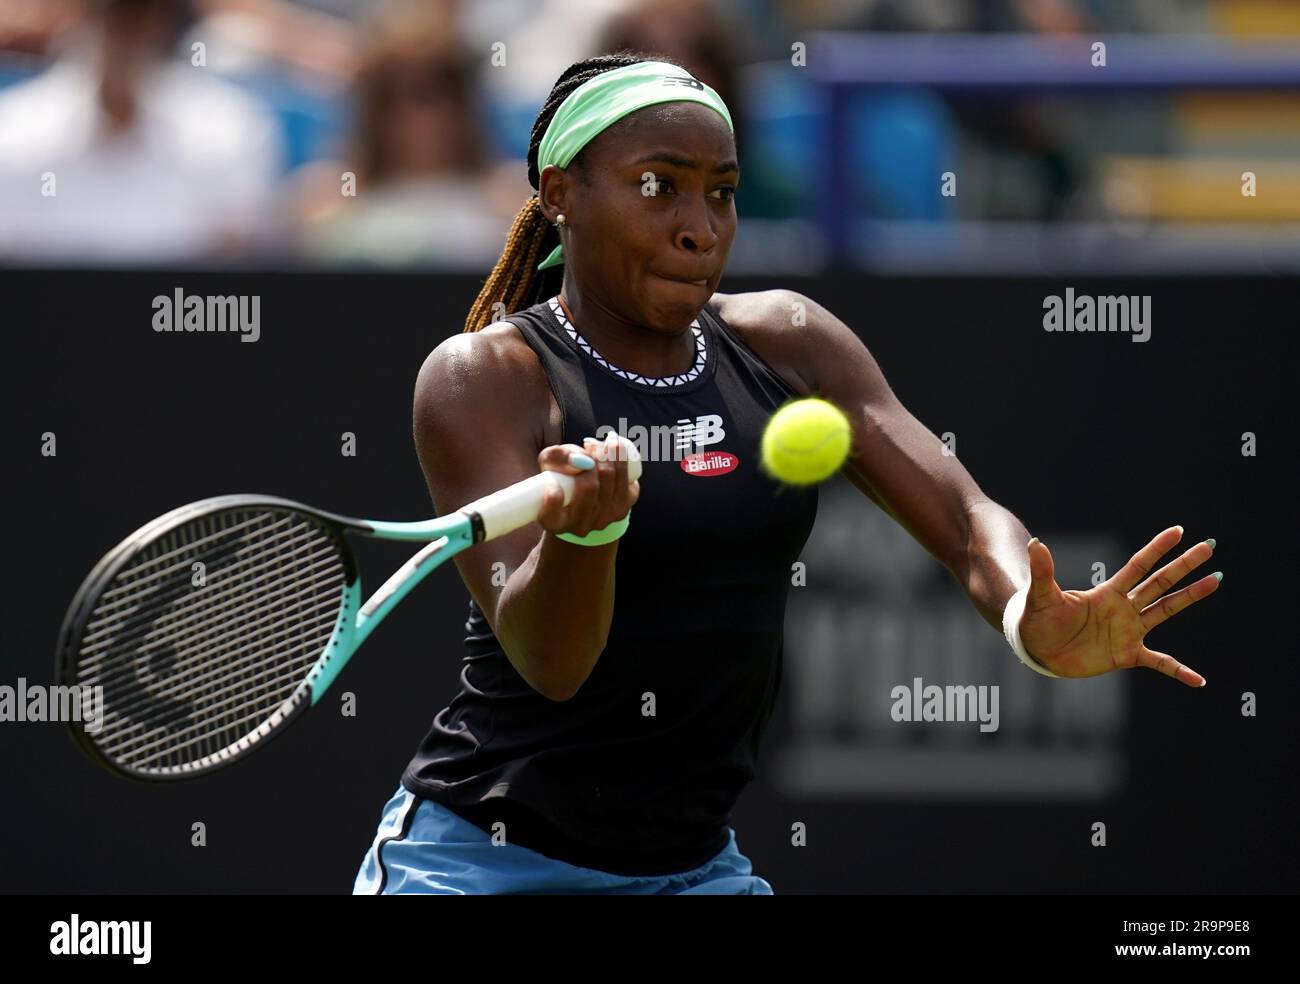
xmin=55 ymin=441 xmax=640 ymax=780
xmin=54 ymin=495 xmax=478 ymax=781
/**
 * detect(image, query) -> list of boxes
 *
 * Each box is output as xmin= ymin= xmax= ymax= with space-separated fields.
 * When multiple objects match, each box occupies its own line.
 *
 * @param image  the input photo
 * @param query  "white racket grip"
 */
xmin=460 ymin=437 xmax=642 ymax=542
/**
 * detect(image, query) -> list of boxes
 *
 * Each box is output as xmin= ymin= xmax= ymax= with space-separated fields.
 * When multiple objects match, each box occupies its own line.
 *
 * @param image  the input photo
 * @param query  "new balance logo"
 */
xmin=596 ymin=414 xmax=728 ymax=461
xmin=674 ymin=414 xmax=725 ymax=452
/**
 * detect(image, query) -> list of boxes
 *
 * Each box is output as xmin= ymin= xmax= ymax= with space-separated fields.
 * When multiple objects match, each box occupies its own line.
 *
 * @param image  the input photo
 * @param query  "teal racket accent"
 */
xmin=55 ymin=440 xmax=642 ymax=781
xmin=306 ymin=514 xmax=476 ymax=705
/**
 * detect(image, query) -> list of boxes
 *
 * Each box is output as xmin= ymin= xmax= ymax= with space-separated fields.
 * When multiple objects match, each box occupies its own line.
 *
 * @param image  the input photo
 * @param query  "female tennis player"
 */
xmin=352 ymin=52 xmax=1221 ymax=895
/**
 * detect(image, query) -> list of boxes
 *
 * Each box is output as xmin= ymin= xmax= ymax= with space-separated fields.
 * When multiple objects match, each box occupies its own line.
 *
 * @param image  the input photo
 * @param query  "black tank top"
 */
xmin=401 ymin=294 xmax=818 ymax=876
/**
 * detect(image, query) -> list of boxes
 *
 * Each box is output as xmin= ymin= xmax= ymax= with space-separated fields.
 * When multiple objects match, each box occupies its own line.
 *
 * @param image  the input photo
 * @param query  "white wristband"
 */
xmin=1002 ymin=586 xmax=1061 ymax=678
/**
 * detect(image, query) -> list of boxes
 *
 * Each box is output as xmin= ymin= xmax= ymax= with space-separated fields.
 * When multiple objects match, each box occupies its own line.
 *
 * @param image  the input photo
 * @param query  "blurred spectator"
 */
xmin=0 ymin=0 xmax=84 ymax=56
xmin=468 ymin=1 xmax=638 ymax=161
xmin=293 ymin=2 xmax=527 ymax=266
xmin=594 ymin=0 xmax=790 ymax=218
xmin=781 ymin=0 xmax=1093 ymax=222
xmin=185 ymin=0 xmax=360 ymax=85
xmin=597 ymin=0 xmax=748 ymax=122
xmin=773 ymin=0 xmax=1085 ymax=32
xmin=177 ymin=0 xmax=361 ymax=176
xmin=0 ymin=0 xmax=285 ymax=262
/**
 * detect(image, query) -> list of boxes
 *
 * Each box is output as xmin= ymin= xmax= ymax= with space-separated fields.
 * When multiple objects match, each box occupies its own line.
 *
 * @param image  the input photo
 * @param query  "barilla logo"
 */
xmin=680 ymin=450 xmax=739 ymax=477
xmin=674 ymin=413 xmax=738 ymax=476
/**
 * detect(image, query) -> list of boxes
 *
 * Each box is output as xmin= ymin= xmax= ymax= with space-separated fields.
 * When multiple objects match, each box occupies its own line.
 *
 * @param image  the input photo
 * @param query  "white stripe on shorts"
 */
xmin=365 ymin=790 xmax=420 ymax=895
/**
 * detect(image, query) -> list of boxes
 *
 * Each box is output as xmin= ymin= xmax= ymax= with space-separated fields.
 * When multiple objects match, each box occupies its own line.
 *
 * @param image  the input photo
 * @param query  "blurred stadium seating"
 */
xmin=1 ymin=0 xmax=1298 ymax=272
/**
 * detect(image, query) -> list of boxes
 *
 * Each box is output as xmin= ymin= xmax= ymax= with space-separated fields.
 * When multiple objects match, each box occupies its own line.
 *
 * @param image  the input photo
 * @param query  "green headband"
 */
xmin=534 ymin=60 xmax=735 ymax=272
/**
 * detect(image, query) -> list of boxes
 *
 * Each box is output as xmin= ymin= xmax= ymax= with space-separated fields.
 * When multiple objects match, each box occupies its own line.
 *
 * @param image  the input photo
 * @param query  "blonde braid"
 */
xmin=463 ymin=196 xmax=560 ymax=332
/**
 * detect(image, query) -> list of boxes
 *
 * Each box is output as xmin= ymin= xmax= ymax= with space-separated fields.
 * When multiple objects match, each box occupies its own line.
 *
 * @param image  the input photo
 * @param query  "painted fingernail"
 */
xmin=1174 ymin=525 xmax=1184 ymax=536
xmin=1213 ymin=571 xmax=1223 ymax=582
xmin=1027 ymin=536 xmax=1039 ymax=548
xmin=569 ymin=452 xmax=595 ymax=470
xmin=1200 ymin=677 xmax=1207 ymax=687
xmin=1205 ymin=538 xmax=1216 ymax=550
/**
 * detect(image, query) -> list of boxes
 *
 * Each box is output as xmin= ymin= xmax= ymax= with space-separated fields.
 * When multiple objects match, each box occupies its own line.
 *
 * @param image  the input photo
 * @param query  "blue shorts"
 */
xmin=352 ymin=783 xmax=774 ymax=895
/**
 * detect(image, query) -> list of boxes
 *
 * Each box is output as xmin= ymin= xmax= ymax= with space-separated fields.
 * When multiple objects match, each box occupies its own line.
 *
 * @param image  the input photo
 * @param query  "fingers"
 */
xmin=592 ymin=433 xmax=617 ymax=518
xmin=537 ymin=443 xmax=597 ymax=475
xmin=592 ymin=432 xmax=644 ymax=510
xmin=536 ymin=470 xmax=575 ymax=529
xmin=1128 ymin=537 xmax=1216 ymax=611
xmin=1139 ymin=570 xmax=1222 ymax=632
xmin=1113 ymin=528 xmax=1220 ymax=689
xmin=538 ymin=436 xmax=638 ymax=538
xmin=536 ymin=443 xmax=594 ymax=529
xmin=1137 ymin=646 xmax=1206 ymax=688
xmin=600 ymin=432 xmax=636 ymax=515
xmin=1025 ymin=537 xmax=1062 ymax=611
xmin=1111 ymin=526 xmax=1184 ymax=595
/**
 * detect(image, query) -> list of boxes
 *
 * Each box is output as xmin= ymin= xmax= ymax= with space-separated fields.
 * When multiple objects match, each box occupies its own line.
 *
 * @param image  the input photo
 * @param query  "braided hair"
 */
xmin=462 ymin=50 xmax=685 ymax=333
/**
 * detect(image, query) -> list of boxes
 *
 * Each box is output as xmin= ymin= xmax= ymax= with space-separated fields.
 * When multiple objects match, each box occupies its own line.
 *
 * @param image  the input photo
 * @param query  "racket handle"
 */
xmin=460 ymin=437 xmax=642 ymax=542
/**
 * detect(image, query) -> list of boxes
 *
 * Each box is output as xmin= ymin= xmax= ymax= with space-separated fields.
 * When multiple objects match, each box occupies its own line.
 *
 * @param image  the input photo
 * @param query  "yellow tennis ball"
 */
xmin=761 ymin=398 xmax=851 ymax=485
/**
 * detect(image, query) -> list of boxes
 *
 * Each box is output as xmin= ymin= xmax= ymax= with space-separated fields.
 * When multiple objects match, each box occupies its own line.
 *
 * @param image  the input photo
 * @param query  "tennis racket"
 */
xmin=55 ymin=441 xmax=642 ymax=781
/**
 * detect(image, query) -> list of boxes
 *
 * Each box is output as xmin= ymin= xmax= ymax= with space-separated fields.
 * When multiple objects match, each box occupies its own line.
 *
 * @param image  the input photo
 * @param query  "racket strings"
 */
xmin=84 ymin=575 xmax=342 ymax=749
xmin=88 ymin=511 xmax=342 ymax=771
xmin=108 ymin=648 xmax=327 ymax=768
xmin=89 ymin=512 xmax=289 ymax=612
xmin=93 ymin=573 xmax=340 ymax=707
xmin=79 ymin=516 xmax=328 ymax=659
xmin=96 ymin=599 xmax=340 ymax=748
xmin=88 ymin=544 xmax=341 ymax=694
xmin=74 ymin=508 xmax=348 ymax=775
xmin=99 ymin=604 xmax=340 ymax=757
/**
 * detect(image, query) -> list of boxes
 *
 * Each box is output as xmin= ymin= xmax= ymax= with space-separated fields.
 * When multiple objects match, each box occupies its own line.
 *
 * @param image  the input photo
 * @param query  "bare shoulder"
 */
xmin=414 ymin=318 xmax=560 ymax=449
xmin=415 ymin=320 xmax=537 ymax=406
xmin=708 ymin=289 xmax=823 ymax=397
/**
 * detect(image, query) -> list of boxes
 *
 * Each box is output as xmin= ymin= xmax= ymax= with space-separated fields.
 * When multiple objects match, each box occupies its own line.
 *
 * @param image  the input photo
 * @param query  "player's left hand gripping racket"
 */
xmin=56 ymin=442 xmax=642 ymax=780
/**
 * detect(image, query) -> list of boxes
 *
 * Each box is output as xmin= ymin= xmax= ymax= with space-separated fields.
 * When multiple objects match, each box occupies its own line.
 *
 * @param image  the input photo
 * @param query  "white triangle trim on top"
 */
xmin=548 ymin=295 xmax=706 ymax=387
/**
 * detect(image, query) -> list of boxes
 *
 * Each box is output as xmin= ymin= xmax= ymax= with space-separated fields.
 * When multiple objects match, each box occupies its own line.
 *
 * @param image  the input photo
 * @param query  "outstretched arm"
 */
xmin=739 ymin=289 xmax=1220 ymax=687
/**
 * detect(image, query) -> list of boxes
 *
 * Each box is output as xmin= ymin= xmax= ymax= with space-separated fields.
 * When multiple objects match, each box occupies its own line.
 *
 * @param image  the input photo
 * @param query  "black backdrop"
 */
xmin=2 ymin=269 xmax=1295 ymax=893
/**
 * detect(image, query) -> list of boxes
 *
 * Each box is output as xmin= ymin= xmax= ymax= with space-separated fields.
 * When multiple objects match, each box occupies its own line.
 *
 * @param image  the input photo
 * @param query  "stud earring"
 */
xmin=556 ymin=214 xmax=566 ymax=227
